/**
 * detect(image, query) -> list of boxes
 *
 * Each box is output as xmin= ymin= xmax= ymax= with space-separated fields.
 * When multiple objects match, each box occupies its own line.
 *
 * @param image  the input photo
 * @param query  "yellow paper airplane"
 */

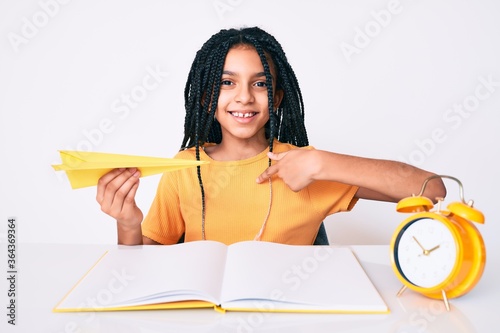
xmin=52 ymin=150 xmax=207 ymax=189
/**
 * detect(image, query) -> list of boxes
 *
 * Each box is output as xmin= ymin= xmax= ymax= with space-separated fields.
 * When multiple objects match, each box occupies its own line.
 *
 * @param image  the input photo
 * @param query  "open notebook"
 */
xmin=53 ymin=241 xmax=389 ymax=314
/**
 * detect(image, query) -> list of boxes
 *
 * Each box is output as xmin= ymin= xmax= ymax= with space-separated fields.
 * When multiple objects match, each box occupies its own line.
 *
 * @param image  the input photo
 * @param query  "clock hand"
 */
xmin=412 ymin=237 xmax=438 ymax=256
xmin=412 ymin=236 xmax=427 ymax=255
xmin=427 ymin=244 xmax=440 ymax=254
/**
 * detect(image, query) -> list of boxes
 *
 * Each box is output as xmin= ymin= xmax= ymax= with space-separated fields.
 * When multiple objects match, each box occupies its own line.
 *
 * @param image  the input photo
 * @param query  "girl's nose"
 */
xmin=235 ymin=85 xmax=254 ymax=104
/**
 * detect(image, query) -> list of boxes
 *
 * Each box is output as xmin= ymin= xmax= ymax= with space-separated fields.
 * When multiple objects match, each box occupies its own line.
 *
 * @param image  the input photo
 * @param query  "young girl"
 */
xmin=96 ymin=27 xmax=446 ymax=246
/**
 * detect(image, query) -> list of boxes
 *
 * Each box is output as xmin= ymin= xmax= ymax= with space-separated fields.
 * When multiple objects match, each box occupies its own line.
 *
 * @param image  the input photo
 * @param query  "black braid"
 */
xmin=245 ymin=36 xmax=276 ymax=159
xmin=180 ymin=27 xmax=308 ymax=237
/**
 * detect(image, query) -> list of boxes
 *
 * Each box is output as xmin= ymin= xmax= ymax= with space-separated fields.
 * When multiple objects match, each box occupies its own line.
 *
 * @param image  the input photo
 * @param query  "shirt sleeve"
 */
xmin=308 ymin=180 xmax=359 ymax=217
xmin=141 ymin=171 xmax=185 ymax=245
xmin=296 ymin=145 xmax=359 ymax=217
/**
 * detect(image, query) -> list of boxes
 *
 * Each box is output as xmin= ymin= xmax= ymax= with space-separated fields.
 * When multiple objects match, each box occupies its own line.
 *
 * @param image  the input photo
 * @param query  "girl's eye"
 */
xmin=221 ymin=80 xmax=233 ymax=86
xmin=255 ymin=81 xmax=268 ymax=87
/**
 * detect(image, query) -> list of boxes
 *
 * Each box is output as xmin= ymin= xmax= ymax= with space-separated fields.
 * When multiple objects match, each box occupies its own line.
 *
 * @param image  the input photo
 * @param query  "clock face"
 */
xmin=395 ymin=218 xmax=458 ymax=288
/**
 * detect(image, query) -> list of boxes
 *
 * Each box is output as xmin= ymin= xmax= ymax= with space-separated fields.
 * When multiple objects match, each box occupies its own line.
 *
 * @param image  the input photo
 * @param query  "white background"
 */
xmin=1 ymin=0 xmax=499 ymax=274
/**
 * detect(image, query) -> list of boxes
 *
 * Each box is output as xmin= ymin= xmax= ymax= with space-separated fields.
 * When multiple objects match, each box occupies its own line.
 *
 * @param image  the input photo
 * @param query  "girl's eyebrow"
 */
xmin=222 ymin=70 xmax=271 ymax=79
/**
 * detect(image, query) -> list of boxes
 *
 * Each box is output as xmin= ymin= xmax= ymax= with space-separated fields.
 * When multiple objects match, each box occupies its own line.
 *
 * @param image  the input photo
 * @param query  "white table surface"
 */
xmin=2 ymin=243 xmax=496 ymax=333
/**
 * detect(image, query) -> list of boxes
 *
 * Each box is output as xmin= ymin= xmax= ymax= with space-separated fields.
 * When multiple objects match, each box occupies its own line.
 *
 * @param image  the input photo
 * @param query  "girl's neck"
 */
xmin=204 ymin=136 xmax=269 ymax=161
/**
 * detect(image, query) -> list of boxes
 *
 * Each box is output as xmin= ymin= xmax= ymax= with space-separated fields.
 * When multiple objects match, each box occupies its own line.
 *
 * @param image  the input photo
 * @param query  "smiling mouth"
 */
xmin=229 ymin=112 xmax=257 ymax=118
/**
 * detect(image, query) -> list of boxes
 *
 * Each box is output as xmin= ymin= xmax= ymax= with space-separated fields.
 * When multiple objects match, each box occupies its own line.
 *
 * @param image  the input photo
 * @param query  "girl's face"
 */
xmin=215 ymin=45 xmax=282 ymax=145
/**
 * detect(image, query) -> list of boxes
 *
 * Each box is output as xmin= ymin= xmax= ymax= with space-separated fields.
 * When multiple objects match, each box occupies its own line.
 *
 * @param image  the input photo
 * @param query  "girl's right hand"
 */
xmin=96 ymin=168 xmax=143 ymax=229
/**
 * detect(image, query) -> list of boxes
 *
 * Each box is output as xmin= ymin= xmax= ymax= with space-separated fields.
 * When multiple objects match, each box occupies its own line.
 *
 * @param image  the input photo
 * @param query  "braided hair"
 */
xmin=180 ymin=27 xmax=308 ymax=239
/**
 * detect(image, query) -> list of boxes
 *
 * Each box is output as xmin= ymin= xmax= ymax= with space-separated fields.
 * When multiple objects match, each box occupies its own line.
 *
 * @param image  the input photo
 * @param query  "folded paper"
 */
xmin=52 ymin=150 xmax=207 ymax=189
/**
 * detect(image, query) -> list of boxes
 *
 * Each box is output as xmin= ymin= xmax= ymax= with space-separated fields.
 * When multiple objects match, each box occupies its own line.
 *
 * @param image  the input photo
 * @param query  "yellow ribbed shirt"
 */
xmin=142 ymin=141 xmax=358 ymax=245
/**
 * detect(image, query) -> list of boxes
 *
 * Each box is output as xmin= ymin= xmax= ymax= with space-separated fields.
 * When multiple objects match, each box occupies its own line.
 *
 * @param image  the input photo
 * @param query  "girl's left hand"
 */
xmin=256 ymin=150 xmax=320 ymax=192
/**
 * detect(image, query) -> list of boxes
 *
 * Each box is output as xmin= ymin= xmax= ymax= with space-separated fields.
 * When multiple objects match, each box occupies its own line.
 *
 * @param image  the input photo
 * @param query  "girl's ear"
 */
xmin=273 ymin=89 xmax=284 ymax=110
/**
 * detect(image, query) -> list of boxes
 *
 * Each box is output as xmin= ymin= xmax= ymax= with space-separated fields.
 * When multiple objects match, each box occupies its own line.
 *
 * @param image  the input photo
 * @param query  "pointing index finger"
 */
xmin=256 ymin=164 xmax=278 ymax=184
xmin=267 ymin=151 xmax=287 ymax=160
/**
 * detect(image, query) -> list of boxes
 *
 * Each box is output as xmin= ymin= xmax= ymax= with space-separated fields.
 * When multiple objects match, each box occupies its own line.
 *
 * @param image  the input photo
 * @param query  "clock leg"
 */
xmin=397 ymin=285 xmax=407 ymax=297
xmin=441 ymin=290 xmax=450 ymax=311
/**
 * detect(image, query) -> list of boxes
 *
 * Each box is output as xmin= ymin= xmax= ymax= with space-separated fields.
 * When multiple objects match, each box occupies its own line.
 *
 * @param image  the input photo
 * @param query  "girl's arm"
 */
xmin=256 ymin=149 xmax=446 ymax=202
xmin=97 ymin=168 xmax=159 ymax=245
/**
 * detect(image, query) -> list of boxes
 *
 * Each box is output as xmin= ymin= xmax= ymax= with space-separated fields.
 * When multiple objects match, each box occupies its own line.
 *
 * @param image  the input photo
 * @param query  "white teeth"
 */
xmin=231 ymin=112 xmax=255 ymax=118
